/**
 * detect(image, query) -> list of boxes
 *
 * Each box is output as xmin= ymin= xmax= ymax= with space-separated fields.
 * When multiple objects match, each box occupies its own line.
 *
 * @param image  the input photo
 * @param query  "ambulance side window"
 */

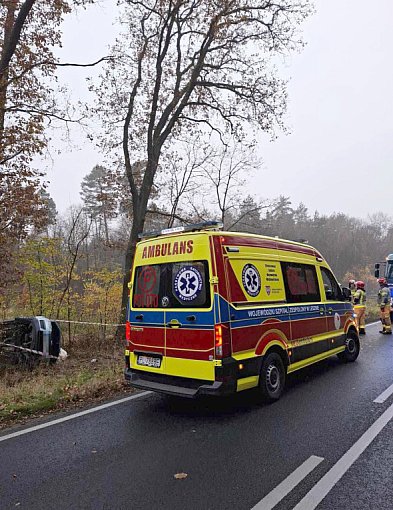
xmin=281 ymin=262 xmax=321 ymax=303
xmin=320 ymin=267 xmax=342 ymax=301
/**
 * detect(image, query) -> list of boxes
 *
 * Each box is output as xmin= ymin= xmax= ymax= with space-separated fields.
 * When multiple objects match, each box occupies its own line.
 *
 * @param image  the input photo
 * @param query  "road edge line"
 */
xmin=366 ymin=321 xmax=380 ymax=327
xmin=0 ymin=391 xmax=152 ymax=443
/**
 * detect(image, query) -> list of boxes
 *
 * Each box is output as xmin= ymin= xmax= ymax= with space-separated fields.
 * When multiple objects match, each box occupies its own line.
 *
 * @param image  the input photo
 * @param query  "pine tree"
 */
xmin=80 ymin=165 xmax=118 ymax=243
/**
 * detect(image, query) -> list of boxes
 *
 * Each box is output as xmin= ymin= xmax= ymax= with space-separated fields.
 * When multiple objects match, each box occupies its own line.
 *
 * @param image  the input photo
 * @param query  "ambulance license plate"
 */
xmin=137 ymin=354 xmax=161 ymax=368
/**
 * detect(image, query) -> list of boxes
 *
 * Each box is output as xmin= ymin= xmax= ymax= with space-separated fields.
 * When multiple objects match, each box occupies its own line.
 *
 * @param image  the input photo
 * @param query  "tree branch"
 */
xmin=0 ymin=0 xmax=36 ymax=80
xmin=146 ymin=208 xmax=190 ymax=225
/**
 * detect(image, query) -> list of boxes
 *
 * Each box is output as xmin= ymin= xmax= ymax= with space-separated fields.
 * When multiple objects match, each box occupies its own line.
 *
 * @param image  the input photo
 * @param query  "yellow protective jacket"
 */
xmin=353 ymin=289 xmax=366 ymax=306
xmin=378 ymin=286 xmax=390 ymax=308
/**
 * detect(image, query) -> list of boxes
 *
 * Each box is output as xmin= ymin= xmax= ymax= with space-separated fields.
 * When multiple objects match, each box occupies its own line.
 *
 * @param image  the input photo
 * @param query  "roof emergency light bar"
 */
xmin=139 ymin=220 xmax=223 ymax=239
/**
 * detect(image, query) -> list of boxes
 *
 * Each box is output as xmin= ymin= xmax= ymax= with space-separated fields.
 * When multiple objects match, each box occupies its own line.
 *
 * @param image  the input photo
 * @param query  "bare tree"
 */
xmin=55 ymin=208 xmax=92 ymax=319
xmin=92 ymin=0 xmax=312 ymax=320
xmin=200 ymin=142 xmax=259 ymax=226
xmin=152 ymin=140 xmax=214 ymax=227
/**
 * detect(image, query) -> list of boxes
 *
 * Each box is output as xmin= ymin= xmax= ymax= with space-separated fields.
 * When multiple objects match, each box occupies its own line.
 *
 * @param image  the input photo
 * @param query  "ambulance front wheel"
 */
xmin=259 ymin=352 xmax=286 ymax=403
xmin=338 ymin=331 xmax=360 ymax=363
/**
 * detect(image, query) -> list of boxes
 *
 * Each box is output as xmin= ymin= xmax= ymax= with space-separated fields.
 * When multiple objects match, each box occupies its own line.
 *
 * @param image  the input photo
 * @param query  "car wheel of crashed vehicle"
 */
xmin=337 ymin=331 xmax=360 ymax=363
xmin=259 ymin=352 xmax=286 ymax=403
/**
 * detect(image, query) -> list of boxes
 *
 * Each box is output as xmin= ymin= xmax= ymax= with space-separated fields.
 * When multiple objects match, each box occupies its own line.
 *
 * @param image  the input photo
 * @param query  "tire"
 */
xmin=259 ymin=352 xmax=286 ymax=403
xmin=337 ymin=331 xmax=360 ymax=363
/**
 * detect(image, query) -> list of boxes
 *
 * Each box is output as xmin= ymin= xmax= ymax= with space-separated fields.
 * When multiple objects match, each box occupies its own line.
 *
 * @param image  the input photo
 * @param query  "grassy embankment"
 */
xmin=0 ymin=348 xmax=130 ymax=429
xmin=0 ymin=305 xmax=383 ymax=429
xmin=365 ymin=303 xmax=381 ymax=324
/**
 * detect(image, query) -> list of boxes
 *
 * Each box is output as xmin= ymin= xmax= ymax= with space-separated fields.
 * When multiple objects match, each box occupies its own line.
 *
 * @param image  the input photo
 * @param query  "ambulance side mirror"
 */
xmin=341 ymin=287 xmax=351 ymax=301
xmin=374 ymin=263 xmax=380 ymax=278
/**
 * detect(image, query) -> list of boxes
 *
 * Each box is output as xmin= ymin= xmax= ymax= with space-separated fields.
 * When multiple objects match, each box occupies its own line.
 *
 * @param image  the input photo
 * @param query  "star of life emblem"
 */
xmin=334 ymin=312 xmax=341 ymax=330
xmin=173 ymin=266 xmax=203 ymax=302
xmin=242 ymin=264 xmax=261 ymax=297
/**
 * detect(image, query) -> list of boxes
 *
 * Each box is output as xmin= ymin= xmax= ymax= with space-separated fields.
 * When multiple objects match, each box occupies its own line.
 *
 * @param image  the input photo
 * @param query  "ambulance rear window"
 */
xmin=132 ymin=261 xmax=211 ymax=308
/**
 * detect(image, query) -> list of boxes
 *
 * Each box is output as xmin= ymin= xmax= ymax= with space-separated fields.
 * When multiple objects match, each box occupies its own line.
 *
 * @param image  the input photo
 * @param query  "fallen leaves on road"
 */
xmin=174 ymin=472 xmax=188 ymax=480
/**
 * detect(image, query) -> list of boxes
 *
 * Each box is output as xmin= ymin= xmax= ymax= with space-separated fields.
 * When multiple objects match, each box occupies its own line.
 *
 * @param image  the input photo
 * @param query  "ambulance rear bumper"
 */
xmin=124 ymin=368 xmax=237 ymax=398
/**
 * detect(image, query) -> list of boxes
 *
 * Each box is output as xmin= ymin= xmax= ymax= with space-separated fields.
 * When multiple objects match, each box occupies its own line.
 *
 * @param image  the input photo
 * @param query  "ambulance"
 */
xmin=124 ymin=221 xmax=358 ymax=401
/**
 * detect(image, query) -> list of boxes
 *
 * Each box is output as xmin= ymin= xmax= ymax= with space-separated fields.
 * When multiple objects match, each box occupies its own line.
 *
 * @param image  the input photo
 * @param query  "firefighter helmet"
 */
xmin=378 ymin=277 xmax=387 ymax=285
xmin=356 ymin=281 xmax=365 ymax=289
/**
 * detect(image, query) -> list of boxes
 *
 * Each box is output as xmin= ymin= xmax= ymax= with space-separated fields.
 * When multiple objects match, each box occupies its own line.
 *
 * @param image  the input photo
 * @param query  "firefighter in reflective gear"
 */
xmin=349 ymin=279 xmax=356 ymax=301
xmin=378 ymin=278 xmax=392 ymax=335
xmin=353 ymin=281 xmax=366 ymax=335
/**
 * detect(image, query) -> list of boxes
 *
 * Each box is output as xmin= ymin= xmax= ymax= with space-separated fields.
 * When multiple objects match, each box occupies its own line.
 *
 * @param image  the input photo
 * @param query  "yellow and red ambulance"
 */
xmin=124 ymin=222 xmax=358 ymax=401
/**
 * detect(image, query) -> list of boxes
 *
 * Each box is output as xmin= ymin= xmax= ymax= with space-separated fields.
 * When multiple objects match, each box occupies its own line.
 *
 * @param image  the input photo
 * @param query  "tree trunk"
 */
xmin=117 ymin=158 xmax=158 ymax=336
xmin=0 ymin=2 xmax=16 ymax=141
xmin=119 ymin=212 xmax=142 ymax=325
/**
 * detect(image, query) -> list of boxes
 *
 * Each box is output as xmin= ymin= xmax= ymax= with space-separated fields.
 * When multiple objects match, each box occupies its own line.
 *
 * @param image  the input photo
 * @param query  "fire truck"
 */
xmin=375 ymin=254 xmax=393 ymax=320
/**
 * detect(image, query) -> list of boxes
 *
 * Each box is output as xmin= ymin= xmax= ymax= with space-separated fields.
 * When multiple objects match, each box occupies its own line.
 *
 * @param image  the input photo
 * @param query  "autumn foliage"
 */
xmin=3 ymin=1 xmax=391 ymax=352
xmin=0 ymin=1 xmax=86 ymax=288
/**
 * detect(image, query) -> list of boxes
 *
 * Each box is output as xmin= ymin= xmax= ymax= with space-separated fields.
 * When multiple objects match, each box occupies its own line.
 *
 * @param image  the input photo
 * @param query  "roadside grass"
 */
xmin=0 ymin=304 xmax=383 ymax=430
xmin=366 ymin=303 xmax=381 ymax=323
xmin=0 ymin=349 xmax=130 ymax=428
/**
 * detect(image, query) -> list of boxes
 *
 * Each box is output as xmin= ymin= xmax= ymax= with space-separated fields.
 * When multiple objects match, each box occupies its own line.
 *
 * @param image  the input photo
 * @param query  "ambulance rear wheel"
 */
xmin=259 ymin=352 xmax=285 ymax=403
xmin=338 ymin=331 xmax=360 ymax=363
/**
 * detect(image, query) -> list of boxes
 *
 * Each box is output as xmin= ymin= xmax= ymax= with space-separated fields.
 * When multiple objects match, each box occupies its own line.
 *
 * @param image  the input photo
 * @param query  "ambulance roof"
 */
xmin=138 ymin=222 xmax=321 ymax=257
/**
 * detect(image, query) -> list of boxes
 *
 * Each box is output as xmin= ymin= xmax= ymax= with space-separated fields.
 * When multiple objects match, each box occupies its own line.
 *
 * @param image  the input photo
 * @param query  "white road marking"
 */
xmin=367 ymin=320 xmax=393 ymax=403
xmin=366 ymin=321 xmax=380 ymax=327
xmin=251 ymin=456 xmax=324 ymax=510
xmin=374 ymin=382 xmax=393 ymax=404
xmin=293 ymin=400 xmax=393 ymax=510
xmin=0 ymin=391 xmax=152 ymax=443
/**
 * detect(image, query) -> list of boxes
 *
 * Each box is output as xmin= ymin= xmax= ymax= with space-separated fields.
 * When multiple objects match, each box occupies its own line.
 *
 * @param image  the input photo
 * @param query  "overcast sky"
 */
xmin=45 ymin=0 xmax=393 ymax=219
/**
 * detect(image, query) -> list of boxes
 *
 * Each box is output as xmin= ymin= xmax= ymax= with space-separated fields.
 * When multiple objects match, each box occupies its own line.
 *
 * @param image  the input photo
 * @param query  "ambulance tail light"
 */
xmin=215 ymin=324 xmax=231 ymax=358
xmin=125 ymin=321 xmax=131 ymax=343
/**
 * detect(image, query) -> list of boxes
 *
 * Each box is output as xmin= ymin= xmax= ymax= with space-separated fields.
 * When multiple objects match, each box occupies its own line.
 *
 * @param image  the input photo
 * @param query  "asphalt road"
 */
xmin=1 ymin=322 xmax=393 ymax=510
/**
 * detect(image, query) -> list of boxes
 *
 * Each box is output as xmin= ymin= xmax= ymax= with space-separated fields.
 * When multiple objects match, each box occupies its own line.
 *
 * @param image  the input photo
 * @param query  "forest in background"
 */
xmin=2 ymin=160 xmax=392 ymax=351
xmin=1 ymin=1 xmax=391 ymax=353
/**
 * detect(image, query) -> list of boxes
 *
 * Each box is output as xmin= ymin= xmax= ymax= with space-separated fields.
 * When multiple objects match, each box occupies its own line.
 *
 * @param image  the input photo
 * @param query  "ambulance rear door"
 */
xmin=130 ymin=264 xmax=166 ymax=373
xmin=130 ymin=233 xmax=216 ymax=382
xmin=164 ymin=259 xmax=216 ymax=381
